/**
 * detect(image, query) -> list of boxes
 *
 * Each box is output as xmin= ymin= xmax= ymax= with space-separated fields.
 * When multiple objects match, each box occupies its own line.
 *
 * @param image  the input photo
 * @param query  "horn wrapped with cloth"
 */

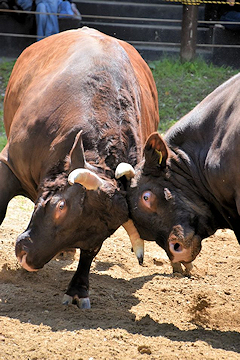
xmin=122 ymin=219 xmax=144 ymax=265
xmin=115 ymin=163 xmax=144 ymax=264
xmin=68 ymin=168 xmax=104 ymax=190
xmin=115 ymin=162 xmax=135 ymax=181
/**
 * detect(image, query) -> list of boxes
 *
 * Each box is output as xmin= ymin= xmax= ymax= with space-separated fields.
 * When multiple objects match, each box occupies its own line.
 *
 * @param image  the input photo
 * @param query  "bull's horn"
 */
xmin=115 ymin=163 xmax=135 ymax=180
xmin=123 ymin=219 xmax=144 ymax=265
xmin=68 ymin=169 xmax=104 ymax=190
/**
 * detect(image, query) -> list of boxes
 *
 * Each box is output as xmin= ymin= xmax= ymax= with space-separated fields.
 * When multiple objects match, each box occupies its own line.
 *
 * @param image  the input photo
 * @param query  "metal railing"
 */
xmin=1 ymin=7 xmax=240 ymax=49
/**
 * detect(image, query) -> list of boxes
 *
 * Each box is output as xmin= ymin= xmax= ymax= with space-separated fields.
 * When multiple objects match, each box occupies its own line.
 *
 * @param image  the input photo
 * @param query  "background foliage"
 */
xmin=150 ymin=58 xmax=238 ymax=133
xmin=0 ymin=60 xmax=15 ymax=150
xmin=0 ymin=57 xmax=238 ymax=150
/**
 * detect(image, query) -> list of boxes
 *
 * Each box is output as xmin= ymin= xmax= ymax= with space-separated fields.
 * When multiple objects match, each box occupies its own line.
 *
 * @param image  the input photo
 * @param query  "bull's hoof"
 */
xmin=171 ymin=261 xmax=183 ymax=274
xmin=62 ymin=294 xmax=91 ymax=309
xmin=183 ymin=262 xmax=193 ymax=275
xmin=171 ymin=261 xmax=193 ymax=276
xmin=75 ymin=297 xmax=91 ymax=309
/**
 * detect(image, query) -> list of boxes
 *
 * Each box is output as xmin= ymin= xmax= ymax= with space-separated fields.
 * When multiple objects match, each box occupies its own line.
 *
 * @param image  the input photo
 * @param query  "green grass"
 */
xmin=149 ymin=58 xmax=238 ymax=133
xmin=0 ymin=60 xmax=15 ymax=87
xmin=0 ymin=59 xmax=15 ymax=149
xmin=0 ymin=57 xmax=239 ymax=151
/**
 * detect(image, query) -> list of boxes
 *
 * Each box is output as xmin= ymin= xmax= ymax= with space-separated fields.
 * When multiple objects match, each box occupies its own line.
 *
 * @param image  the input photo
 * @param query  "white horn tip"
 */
xmin=68 ymin=169 xmax=82 ymax=185
xmin=115 ymin=162 xmax=135 ymax=180
xmin=132 ymin=238 xmax=144 ymax=265
xmin=68 ymin=169 xmax=103 ymax=190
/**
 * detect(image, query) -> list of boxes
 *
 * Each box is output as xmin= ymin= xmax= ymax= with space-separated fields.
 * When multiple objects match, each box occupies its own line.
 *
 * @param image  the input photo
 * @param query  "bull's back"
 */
xmin=3 ymin=28 xmax=159 ymax=199
xmin=119 ymin=40 xmax=159 ymax=143
xmin=4 ymin=27 xmax=159 ymax=145
xmin=165 ymin=72 xmax=240 ymax=209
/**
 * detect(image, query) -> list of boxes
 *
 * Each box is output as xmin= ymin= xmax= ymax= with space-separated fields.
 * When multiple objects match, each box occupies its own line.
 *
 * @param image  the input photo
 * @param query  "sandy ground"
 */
xmin=1 ymin=196 xmax=240 ymax=360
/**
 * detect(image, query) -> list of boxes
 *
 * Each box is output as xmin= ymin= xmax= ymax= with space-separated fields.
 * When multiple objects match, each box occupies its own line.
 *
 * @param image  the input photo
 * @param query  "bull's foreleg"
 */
xmin=62 ymin=246 xmax=101 ymax=309
xmin=171 ymin=261 xmax=193 ymax=275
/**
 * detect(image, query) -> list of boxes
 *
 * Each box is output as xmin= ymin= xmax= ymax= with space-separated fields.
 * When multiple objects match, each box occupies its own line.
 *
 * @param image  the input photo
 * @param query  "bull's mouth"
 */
xmin=17 ymin=252 xmax=40 ymax=272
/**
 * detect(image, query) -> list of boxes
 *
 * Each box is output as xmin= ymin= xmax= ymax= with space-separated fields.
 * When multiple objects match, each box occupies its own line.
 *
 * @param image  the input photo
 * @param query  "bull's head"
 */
xmin=15 ymin=131 xmax=129 ymax=271
xmin=116 ymin=132 xmax=216 ymax=272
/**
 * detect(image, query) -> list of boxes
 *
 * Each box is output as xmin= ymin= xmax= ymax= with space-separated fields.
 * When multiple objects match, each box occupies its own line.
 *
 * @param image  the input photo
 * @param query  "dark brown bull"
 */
xmin=117 ymin=73 xmax=240 ymax=274
xmin=1 ymin=27 xmax=159 ymax=308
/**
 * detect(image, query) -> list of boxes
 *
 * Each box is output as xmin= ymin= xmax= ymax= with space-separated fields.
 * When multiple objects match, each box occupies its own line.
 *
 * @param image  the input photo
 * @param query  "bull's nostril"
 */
xmin=17 ymin=250 xmax=27 ymax=264
xmin=174 ymin=243 xmax=181 ymax=252
xmin=17 ymin=251 xmax=38 ymax=272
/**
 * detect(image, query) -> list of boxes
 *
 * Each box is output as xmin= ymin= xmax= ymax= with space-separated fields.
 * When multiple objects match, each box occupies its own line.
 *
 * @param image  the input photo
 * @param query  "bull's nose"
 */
xmin=15 ymin=233 xmax=38 ymax=272
xmin=15 ymin=233 xmax=31 ymax=257
xmin=169 ymin=241 xmax=192 ymax=263
xmin=17 ymin=252 xmax=38 ymax=272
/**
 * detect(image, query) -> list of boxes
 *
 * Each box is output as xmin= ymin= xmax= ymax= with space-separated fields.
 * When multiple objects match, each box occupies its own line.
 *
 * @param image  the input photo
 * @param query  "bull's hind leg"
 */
xmin=62 ymin=246 xmax=102 ymax=309
xmin=0 ymin=161 xmax=22 ymax=225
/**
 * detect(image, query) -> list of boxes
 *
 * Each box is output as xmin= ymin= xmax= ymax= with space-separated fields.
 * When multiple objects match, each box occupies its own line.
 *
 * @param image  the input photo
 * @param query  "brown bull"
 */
xmin=1 ymin=27 xmax=159 ymax=308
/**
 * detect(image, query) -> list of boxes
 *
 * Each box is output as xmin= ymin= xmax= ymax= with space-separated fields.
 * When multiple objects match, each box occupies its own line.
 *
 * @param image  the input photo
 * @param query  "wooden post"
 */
xmin=180 ymin=4 xmax=199 ymax=62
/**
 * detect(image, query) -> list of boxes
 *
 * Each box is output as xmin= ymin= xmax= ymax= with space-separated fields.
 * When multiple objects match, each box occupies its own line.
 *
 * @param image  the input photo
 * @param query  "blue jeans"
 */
xmin=17 ymin=0 xmax=60 ymax=39
xmin=35 ymin=0 xmax=59 ymax=39
xmin=220 ymin=11 xmax=240 ymax=31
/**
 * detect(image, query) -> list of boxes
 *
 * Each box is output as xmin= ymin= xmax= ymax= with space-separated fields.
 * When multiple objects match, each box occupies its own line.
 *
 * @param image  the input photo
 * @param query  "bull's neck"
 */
xmin=168 ymin=146 xmax=230 ymax=231
xmin=168 ymin=147 xmax=202 ymax=195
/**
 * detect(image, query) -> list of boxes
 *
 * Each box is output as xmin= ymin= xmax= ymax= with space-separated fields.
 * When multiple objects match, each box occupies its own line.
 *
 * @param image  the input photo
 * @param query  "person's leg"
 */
xmin=44 ymin=0 xmax=59 ymax=36
xmin=16 ymin=0 xmax=32 ymax=11
xmin=36 ymin=0 xmax=59 ymax=38
xmin=36 ymin=2 xmax=47 ymax=39
xmin=220 ymin=11 xmax=240 ymax=30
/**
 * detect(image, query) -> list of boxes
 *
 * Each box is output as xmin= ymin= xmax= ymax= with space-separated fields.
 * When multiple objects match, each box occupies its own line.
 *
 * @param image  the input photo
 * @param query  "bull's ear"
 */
xmin=68 ymin=131 xmax=86 ymax=171
xmin=143 ymin=132 xmax=168 ymax=174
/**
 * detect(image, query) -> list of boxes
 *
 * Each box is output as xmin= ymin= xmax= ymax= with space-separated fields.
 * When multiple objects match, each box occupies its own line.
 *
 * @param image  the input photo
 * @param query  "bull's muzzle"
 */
xmin=168 ymin=225 xmax=201 ymax=264
xmin=15 ymin=233 xmax=39 ymax=272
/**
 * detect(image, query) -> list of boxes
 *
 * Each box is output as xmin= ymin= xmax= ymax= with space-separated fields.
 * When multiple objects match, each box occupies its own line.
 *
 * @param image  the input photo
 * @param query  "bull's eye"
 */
xmin=58 ymin=200 xmax=65 ymax=210
xmin=54 ymin=199 xmax=67 ymax=221
xmin=141 ymin=191 xmax=157 ymax=211
xmin=142 ymin=192 xmax=151 ymax=203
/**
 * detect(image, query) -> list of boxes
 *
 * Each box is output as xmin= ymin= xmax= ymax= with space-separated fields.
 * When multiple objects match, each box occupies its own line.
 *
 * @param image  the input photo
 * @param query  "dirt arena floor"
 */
xmin=1 ymin=196 xmax=240 ymax=359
